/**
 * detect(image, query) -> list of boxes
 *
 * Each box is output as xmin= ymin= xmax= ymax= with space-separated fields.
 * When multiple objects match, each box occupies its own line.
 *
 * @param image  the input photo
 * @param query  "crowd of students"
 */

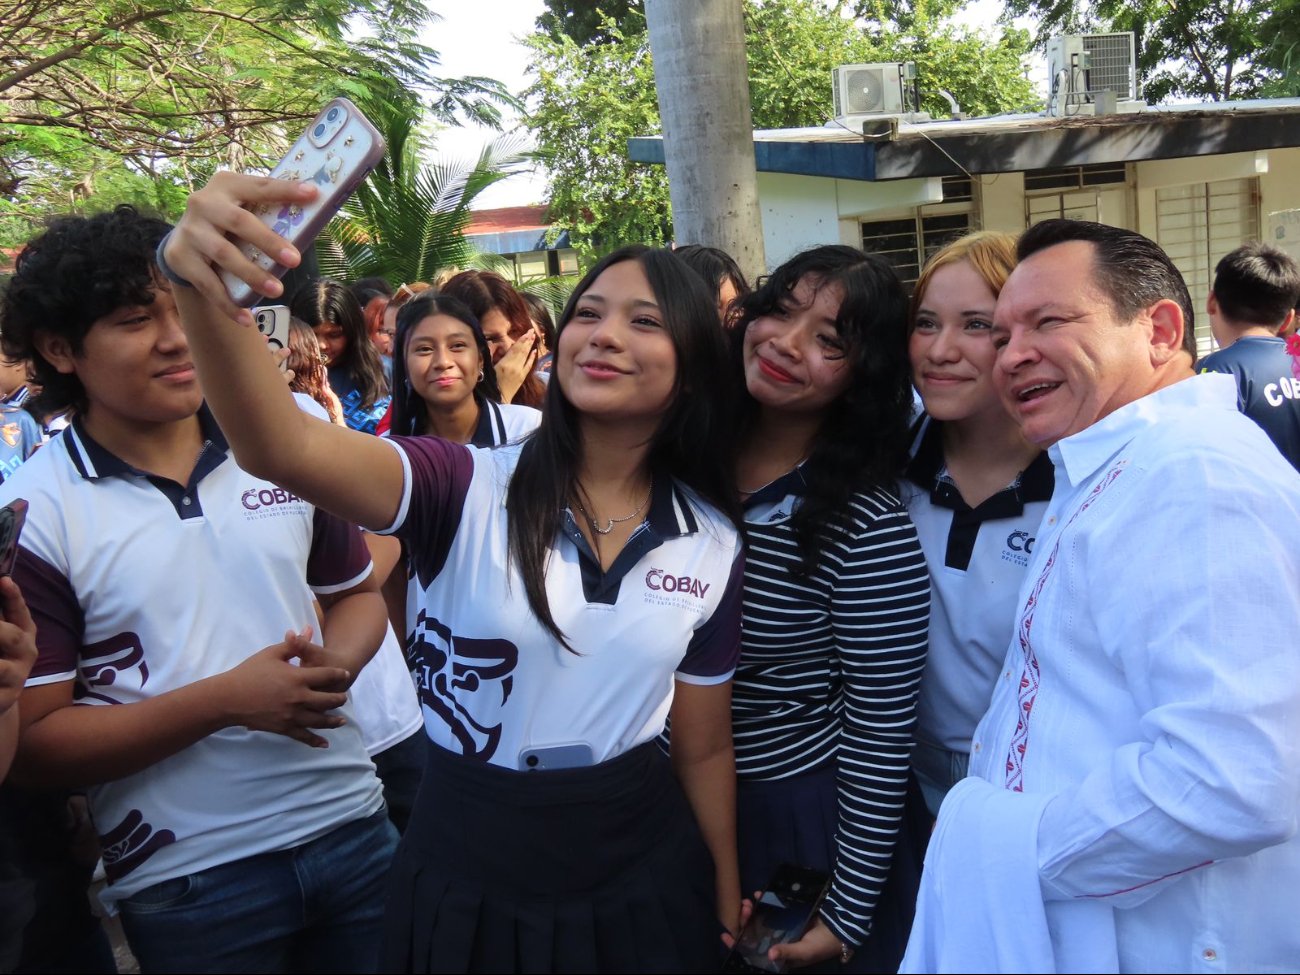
xmin=0 ymin=163 xmax=1297 ymax=975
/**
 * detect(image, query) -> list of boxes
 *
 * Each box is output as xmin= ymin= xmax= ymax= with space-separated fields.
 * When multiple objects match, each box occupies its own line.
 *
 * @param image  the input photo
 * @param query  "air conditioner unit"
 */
xmin=832 ymin=63 xmax=918 ymax=118
xmin=1047 ymin=32 xmax=1140 ymax=116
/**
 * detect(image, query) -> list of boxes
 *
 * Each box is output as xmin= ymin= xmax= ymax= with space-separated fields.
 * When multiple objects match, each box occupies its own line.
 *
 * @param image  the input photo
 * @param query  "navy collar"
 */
xmin=905 ymin=414 xmax=1053 ymax=514
xmin=562 ymin=468 xmax=699 ymax=605
xmin=64 ymin=403 xmax=229 ymax=483
xmin=470 ymin=395 xmax=505 ymax=448
xmin=742 ymin=465 xmax=807 ymax=512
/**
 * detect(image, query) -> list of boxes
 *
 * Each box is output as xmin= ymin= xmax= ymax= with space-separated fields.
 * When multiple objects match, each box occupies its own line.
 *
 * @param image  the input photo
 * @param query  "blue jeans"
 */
xmin=911 ymin=740 xmax=970 ymax=819
xmin=118 ymin=809 xmax=397 ymax=974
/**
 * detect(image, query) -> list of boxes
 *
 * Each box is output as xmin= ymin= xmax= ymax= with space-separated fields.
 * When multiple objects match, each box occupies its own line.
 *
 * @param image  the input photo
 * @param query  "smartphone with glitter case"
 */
xmin=220 ymin=98 xmax=385 ymax=306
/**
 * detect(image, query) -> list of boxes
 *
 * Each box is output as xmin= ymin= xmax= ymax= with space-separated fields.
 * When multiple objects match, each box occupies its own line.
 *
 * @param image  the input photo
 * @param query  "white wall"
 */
xmin=755 ymin=148 xmax=1300 ymax=259
xmin=756 ymin=172 xmax=941 ymax=268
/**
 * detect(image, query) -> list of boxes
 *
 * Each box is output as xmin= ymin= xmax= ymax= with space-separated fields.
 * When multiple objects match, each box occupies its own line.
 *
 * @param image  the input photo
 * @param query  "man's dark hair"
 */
xmin=1017 ymin=219 xmax=1198 ymax=363
xmin=1211 ymin=242 xmax=1300 ymax=328
xmin=349 ymin=276 xmax=393 ymax=307
xmin=0 ymin=205 xmax=172 ymax=412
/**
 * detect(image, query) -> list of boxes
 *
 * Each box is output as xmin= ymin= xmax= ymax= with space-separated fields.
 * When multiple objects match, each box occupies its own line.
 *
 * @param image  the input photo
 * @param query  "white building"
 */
xmin=630 ymin=98 xmax=1300 ymax=354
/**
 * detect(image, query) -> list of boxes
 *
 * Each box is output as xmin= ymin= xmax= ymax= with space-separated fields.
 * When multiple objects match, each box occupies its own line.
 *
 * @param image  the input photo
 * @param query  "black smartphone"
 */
xmin=722 ymin=864 xmax=831 ymax=974
xmin=0 ymin=499 xmax=28 ymax=578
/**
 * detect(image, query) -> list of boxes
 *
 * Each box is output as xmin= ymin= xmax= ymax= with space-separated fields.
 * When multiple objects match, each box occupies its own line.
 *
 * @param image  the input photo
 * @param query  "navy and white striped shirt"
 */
xmin=732 ymin=468 xmax=930 ymax=946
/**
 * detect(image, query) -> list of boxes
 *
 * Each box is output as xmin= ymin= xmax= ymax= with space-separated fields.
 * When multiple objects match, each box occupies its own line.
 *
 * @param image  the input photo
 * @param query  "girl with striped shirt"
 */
xmin=729 ymin=246 xmax=930 ymax=972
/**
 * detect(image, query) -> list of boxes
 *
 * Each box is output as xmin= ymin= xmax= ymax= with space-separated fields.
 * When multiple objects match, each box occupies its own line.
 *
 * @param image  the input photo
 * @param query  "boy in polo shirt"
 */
xmin=0 ymin=206 xmax=396 ymax=973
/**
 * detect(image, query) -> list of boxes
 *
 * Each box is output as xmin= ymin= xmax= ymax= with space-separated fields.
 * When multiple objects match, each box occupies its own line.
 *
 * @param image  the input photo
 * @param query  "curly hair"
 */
xmin=0 ymin=205 xmax=172 ymax=413
xmin=734 ymin=245 xmax=913 ymax=573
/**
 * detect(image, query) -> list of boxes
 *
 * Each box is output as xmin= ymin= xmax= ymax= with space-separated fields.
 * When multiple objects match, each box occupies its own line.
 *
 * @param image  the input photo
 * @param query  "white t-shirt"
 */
xmin=295 ymin=392 xmax=421 ymax=756
xmin=381 ymin=436 xmax=744 ymax=769
xmin=10 ymin=413 xmax=385 ymax=904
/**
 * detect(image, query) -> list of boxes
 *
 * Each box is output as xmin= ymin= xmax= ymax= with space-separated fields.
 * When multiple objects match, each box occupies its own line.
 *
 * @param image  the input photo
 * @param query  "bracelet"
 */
xmin=154 ymin=231 xmax=194 ymax=289
xmin=840 ymin=940 xmax=855 ymax=966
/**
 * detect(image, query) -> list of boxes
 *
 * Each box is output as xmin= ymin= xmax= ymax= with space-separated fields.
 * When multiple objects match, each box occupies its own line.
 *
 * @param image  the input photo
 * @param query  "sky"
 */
xmin=423 ymin=0 xmax=1030 ymax=211
xmin=422 ymin=0 xmax=549 ymax=209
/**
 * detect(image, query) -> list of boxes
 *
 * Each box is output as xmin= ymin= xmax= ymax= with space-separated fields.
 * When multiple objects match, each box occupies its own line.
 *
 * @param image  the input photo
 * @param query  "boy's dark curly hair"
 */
xmin=0 ymin=205 xmax=172 ymax=413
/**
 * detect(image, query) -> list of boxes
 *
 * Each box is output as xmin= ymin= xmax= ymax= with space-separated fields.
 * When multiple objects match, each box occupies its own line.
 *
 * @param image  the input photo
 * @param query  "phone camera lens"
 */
xmin=326 ymin=108 xmax=340 ymax=121
xmin=526 ymin=755 xmax=538 ymax=767
xmin=313 ymin=123 xmax=326 ymax=138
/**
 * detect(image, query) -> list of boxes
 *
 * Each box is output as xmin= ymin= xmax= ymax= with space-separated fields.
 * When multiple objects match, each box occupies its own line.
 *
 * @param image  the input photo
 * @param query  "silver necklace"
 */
xmin=575 ymin=488 xmax=652 ymax=535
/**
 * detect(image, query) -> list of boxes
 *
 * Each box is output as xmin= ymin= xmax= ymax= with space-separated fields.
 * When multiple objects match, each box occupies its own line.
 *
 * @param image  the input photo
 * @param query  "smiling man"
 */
xmin=0 ymin=206 xmax=396 ymax=973
xmin=903 ymin=220 xmax=1300 ymax=973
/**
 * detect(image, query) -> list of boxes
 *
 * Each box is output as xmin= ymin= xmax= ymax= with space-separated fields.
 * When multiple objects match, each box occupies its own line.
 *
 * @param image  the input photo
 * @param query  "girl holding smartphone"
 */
xmin=728 ymin=246 xmax=930 ymax=972
xmin=162 ymin=173 xmax=744 ymax=974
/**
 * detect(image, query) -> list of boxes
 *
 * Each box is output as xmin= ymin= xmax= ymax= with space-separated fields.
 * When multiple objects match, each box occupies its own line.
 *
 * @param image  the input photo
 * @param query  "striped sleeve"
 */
xmin=820 ymin=494 xmax=930 ymax=947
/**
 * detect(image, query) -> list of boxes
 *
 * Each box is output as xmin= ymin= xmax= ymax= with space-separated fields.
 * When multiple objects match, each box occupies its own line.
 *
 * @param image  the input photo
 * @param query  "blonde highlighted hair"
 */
xmin=910 ymin=231 xmax=1019 ymax=325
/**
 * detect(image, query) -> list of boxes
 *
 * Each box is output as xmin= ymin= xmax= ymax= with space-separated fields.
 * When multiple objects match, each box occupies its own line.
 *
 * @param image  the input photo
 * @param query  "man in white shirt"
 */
xmin=903 ymin=220 xmax=1300 ymax=973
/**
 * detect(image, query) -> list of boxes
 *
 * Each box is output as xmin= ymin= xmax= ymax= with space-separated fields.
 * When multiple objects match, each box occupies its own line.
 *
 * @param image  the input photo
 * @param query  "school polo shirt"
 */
xmin=6 ymin=411 xmax=385 ymax=904
xmin=1199 ymin=335 xmax=1300 ymax=472
xmin=901 ymin=416 xmax=1053 ymax=755
xmin=381 ymin=436 xmax=744 ymax=770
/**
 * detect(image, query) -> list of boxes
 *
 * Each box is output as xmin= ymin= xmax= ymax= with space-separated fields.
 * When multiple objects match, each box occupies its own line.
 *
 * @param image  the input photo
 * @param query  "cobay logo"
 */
xmin=241 ymin=486 xmax=304 ymax=513
xmin=645 ymin=568 xmax=711 ymax=599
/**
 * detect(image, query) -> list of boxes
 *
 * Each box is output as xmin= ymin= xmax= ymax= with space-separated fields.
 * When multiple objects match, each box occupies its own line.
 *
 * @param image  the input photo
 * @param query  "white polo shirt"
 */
xmin=8 ymin=410 xmax=385 ymax=904
xmin=381 ymin=436 xmax=744 ymax=769
xmin=901 ymin=416 xmax=1053 ymax=754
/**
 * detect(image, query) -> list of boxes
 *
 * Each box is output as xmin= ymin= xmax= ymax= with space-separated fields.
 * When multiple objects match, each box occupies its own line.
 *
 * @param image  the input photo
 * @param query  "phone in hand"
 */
xmin=722 ymin=864 xmax=831 ymax=974
xmin=0 ymin=499 xmax=29 ymax=579
xmin=253 ymin=304 xmax=292 ymax=370
xmin=220 ymin=97 xmax=386 ymax=306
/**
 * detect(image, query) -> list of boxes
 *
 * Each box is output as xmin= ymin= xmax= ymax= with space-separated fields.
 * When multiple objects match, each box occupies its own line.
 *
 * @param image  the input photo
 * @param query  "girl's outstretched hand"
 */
xmin=163 ymin=172 xmax=320 ymax=325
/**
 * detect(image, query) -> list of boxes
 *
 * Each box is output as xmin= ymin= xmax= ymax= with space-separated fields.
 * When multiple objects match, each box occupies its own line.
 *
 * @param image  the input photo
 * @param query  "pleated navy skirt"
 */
xmin=382 ymin=739 xmax=720 ymax=974
xmin=735 ymin=765 xmax=926 ymax=974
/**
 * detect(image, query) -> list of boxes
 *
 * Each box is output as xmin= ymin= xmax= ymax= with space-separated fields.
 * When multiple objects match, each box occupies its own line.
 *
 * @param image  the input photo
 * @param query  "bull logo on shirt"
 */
xmin=76 ymin=631 xmax=149 ymax=705
xmin=0 ymin=421 xmax=19 ymax=448
xmin=99 ymin=808 xmax=176 ymax=882
xmin=406 ymin=609 xmax=518 ymax=762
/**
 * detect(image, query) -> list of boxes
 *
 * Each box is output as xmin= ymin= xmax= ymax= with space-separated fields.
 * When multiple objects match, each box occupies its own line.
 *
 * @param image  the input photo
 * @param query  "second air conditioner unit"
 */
xmin=1047 ymin=32 xmax=1141 ymax=116
xmin=832 ymin=63 xmax=919 ymax=118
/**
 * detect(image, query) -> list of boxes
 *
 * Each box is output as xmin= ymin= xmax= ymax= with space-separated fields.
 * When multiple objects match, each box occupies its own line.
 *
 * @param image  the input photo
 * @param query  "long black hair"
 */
xmin=388 ymin=292 xmax=502 ymax=438
xmin=290 ymin=279 xmax=389 ymax=409
xmin=734 ymin=245 xmax=912 ymax=572
xmin=507 ymin=245 xmax=741 ymax=649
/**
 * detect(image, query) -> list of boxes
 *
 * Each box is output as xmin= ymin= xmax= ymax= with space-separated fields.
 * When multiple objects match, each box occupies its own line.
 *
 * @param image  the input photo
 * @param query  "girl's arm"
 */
xmin=670 ymin=678 xmax=742 ymax=935
xmin=164 ymin=173 xmax=403 ymax=530
xmin=772 ymin=498 xmax=931 ymax=969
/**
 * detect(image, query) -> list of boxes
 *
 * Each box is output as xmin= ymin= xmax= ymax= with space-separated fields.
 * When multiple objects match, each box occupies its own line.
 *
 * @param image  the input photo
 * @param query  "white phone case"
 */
xmin=221 ymin=97 xmax=386 ymax=306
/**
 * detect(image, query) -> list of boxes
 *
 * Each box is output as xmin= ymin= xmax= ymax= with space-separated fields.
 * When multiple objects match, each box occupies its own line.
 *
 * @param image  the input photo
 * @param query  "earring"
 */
xmin=477 ymin=370 xmax=485 ymax=383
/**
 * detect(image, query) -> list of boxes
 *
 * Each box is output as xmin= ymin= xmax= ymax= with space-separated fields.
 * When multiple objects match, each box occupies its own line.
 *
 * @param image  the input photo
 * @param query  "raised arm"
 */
xmin=163 ymin=173 xmax=402 ymax=531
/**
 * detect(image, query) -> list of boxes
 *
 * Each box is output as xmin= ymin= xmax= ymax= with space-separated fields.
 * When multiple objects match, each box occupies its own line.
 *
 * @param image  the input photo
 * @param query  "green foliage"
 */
xmin=523 ymin=0 xmax=1037 ymax=260
xmin=524 ymin=19 xmax=673 ymax=259
xmin=536 ymin=0 xmax=644 ymax=44
xmin=318 ymin=104 xmax=527 ymax=285
xmin=1005 ymin=0 xmax=1280 ymax=102
xmin=0 ymin=0 xmax=516 ymax=248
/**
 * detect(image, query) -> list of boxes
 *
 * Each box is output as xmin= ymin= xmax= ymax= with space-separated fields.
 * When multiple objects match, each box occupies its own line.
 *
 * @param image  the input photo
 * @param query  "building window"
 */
xmin=1155 ymin=177 xmax=1261 ymax=356
xmin=1024 ymin=163 xmax=1128 ymax=226
xmin=858 ymin=176 xmax=975 ymax=290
